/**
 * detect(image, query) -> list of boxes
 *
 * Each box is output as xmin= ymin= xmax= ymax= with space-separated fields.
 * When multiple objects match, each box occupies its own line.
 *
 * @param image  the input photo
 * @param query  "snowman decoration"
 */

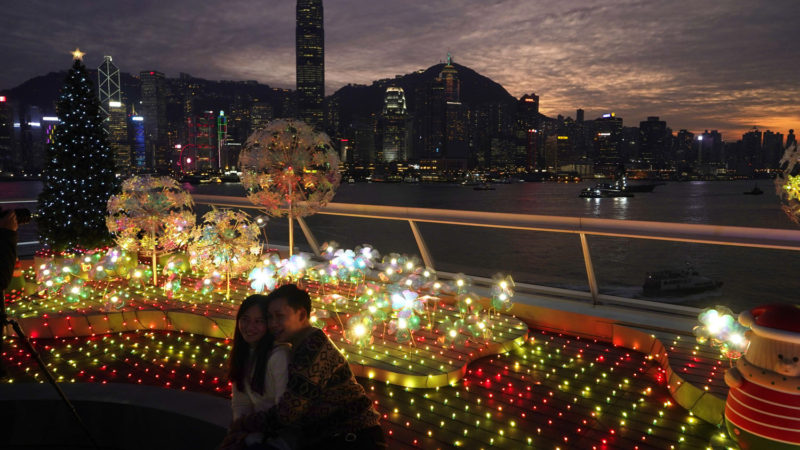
xmin=724 ymin=304 xmax=800 ymax=449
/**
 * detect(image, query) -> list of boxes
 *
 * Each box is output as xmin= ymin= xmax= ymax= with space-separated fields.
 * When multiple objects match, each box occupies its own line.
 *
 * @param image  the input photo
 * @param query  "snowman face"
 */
xmin=776 ymin=353 xmax=800 ymax=377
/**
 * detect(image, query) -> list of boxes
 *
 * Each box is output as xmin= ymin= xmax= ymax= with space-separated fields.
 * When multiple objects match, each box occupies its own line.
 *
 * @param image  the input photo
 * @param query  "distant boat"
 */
xmin=744 ymin=184 xmax=763 ymax=195
xmin=643 ymin=266 xmax=722 ymax=297
xmin=579 ymin=183 xmax=633 ymax=198
xmin=473 ymin=183 xmax=495 ymax=191
xmin=347 ymin=177 xmax=355 ymax=184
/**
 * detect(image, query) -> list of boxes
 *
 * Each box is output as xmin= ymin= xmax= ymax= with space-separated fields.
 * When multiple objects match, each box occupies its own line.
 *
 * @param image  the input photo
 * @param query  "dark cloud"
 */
xmin=2 ymin=0 xmax=798 ymax=137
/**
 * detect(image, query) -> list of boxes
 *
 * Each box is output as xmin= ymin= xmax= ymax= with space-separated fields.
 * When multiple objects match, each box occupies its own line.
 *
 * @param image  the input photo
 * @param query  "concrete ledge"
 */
xmin=0 ymin=383 xmax=229 ymax=449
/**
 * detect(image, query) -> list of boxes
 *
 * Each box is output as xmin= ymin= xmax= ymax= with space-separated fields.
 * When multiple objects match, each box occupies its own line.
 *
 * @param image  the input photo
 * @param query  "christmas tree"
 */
xmin=37 ymin=49 xmax=119 ymax=252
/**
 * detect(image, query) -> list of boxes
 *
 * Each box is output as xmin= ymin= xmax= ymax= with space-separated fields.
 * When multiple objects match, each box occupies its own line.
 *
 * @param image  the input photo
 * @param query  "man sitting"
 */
xmin=232 ymin=284 xmax=385 ymax=449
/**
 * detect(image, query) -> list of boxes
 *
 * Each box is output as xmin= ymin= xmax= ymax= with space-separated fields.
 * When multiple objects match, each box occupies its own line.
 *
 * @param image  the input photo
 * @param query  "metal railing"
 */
xmin=193 ymin=194 xmax=800 ymax=311
xmin=11 ymin=195 xmax=800 ymax=314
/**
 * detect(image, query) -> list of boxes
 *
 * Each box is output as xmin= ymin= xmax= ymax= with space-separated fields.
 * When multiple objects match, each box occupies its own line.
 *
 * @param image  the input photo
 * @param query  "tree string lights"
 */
xmin=38 ymin=53 xmax=119 ymax=252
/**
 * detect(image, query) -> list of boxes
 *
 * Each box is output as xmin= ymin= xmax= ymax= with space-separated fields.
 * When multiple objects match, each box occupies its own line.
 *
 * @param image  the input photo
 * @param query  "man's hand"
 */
xmin=0 ymin=211 xmax=17 ymax=232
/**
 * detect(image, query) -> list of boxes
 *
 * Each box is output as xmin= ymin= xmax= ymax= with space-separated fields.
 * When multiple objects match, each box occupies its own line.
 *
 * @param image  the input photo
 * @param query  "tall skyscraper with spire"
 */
xmin=296 ymin=0 xmax=324 ymax=128
xmin=98 ymin=56 xmax=121 ymax=122
xmin=98 ymin=56 xmax=130 ymax=173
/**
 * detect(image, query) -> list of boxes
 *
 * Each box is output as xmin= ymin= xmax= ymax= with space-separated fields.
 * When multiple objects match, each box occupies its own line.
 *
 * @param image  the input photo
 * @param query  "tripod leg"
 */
xmin=5 ymin=318 xmax=100 ymax=449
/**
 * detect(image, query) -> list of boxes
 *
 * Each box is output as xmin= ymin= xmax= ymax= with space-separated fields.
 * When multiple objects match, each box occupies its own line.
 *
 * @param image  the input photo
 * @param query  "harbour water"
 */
xmin=4 ymin=179 xmax=798 ymax=312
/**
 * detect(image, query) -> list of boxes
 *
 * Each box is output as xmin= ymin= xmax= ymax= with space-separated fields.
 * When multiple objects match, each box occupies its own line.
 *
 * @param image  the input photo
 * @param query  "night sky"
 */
xmin=2 ymin=0 xmax=798 ymax=138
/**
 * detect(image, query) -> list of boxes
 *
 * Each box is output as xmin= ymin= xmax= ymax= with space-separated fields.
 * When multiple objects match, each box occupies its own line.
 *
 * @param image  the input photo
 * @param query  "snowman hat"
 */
xmin=739 ymin=303 xmax=800 ymax=344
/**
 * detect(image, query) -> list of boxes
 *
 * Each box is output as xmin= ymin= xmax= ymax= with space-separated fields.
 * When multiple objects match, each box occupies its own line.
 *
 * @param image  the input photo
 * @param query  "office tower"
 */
xmin=217 ymin=111 xmax=228 ymax=170
xmin=182 ymin=111 xmax=217 ymax=172
xmin=140 ymin=70 xmax=168 ymax=171
xmin=108 ymin=101 xmax=131 ymax=173
xmin=440 ymin=58 xmax=468 ymax=169
xmin=440 ymin=54 xmax=460 ymax=103
xmin=698 ymin=130 xmax=723 ymax=166
xmin=250 ymin=101 xmax=273 ymax=131
xmin=381 ymin=87 xmax=408 ymax=162
xmin=639 ymin=116 xmax=668 ymax=168
xmin=0 ymin=96 xmax=13 ymax=172
xmin=762 ymin=130 xmax=783 ymax=169
xmin=130 ymin=114 xmax=146 ymax=171
xmin=576 ymin=109 xmax=584 ymax=123
xmin=742 ymin=128 xmax=763 ymax=169
xmin=296 ymin=0 xmax=324 ymax=128
xmin=413 ymin=78 xmax=445 ymax=161
xmin=353 ymin=115 xmax=377 ymax=163
xmin=516 ymin=93 xmax=542 ymax=169
xmin=98 ymin=56 xmax=121 ymax=129
xmin=593 ymin=113 xmax=623 ymax=175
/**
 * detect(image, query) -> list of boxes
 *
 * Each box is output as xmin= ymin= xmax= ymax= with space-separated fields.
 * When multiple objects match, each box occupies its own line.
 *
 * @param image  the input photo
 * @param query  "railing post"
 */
xmin=296 ymin=216 xmax=321 ymax=257
xmin=579 ymin=233 xmax=599 ymax=305
xmin=408 ymin=220 xmax=435 ymax=270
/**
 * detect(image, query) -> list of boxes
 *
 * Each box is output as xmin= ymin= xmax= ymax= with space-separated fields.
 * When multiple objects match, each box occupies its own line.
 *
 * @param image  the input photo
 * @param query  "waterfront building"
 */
xmin=129 ymin=113 xmax=146 ymax=171
xmin=182 ymin=111 xmax=218 ymax=172
xmin=593 ymin=112 xmax=623 ymax=176
xmin=250 ymin=101 xmax=273 ymax=132
xmin=515 ymin=93 xmax=542 ymax=169
xmin=352 ymin=115 xmax=377 ymax=163
xmin=296 ymin=0 xmax=324 ymax=128
xmin=380 ymin=87 xmax=408 ymax=162
xmin=140 ymin=70 xmax=168 ymax=171
xmin=762 ymin=130 xmax=784 ymax=169
xmin=639 ymin=116 xmax=668 ymax=168
xmin=740 ymin=128 xmax=763 ymax=174
xmin=107 ymin=101 xmax=131 ymax=174
xmin=413 ymin=78 xmax=445 ymax=161
xmin=0 ymin=96 xmax=13 ymax=172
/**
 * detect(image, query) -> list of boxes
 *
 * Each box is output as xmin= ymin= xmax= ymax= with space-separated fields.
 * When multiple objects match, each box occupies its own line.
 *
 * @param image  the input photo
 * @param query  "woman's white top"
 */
xmin=232 ymin=345 xmax=291 ymax=421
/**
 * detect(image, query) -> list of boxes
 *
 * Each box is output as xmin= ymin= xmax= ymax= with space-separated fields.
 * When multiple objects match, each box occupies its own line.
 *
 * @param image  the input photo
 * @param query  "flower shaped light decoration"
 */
xmin=490 ymin=274 xmax=515 ymax=312
xmin=248 ymin=265 xmax=278 ymax=294
xmin=354 ymin=244 xmax=380 ymax=270
xmin=188 ymin=208 xmax=262 ymax=300
xmin=239 ymin=119 xmax=341 ymax=255
xmin=106 ymin=175 xmax=195 ymax=285
xmin=693 ymin=306 xmax=749 ymax=360
xmin=320 ymin=241 xmax=340 ymax=260
xmin=347 ymin=314 xmax=375 ymax=347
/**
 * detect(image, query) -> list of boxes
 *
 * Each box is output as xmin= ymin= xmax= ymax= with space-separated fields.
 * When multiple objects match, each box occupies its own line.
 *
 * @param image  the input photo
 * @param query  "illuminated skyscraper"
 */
xmin=381 ymin=87 xmax=408 ymax=162
xmin=98 ymin=56 xmax=121 ymax=128
xmin=0 ymin=96 xmax=13 ymax=172
xmin=296 ymin=0 xmax=324 ymax=128
xmin=140 ymin=70 xmax=168 ymax=171
xmin=108 ymin=101 xmax=131 ymax=173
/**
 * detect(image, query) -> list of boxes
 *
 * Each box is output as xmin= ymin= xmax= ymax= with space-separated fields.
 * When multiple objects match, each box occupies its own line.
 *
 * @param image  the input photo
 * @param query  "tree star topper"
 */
xmin=71 ymin=48 xmax=86 ymax=61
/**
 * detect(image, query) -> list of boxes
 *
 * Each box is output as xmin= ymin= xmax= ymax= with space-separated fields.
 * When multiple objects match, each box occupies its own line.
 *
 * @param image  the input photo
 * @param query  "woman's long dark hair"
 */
xmin=229 ymin=294 xmax=274 ymax=395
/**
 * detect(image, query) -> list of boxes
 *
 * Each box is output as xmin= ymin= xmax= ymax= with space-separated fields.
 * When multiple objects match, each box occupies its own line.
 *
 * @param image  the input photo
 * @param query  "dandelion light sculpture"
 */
xmin=188 ymin=208 xmax=262 ymax=300
xmin=239 ymin=119 xmax=341 ymax=255
xmin=106 ymin=175 xmax=194 ymax=285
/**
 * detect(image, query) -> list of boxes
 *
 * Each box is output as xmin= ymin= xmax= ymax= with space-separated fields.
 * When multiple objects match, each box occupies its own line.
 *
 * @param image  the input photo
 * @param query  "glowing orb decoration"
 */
xmin=693 ymin=306 xmax=749 ymax=359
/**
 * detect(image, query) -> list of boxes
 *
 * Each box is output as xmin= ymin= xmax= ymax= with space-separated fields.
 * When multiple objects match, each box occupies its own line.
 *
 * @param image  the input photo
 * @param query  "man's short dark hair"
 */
xmin=268 ymin=284 xmax=311 ymax=316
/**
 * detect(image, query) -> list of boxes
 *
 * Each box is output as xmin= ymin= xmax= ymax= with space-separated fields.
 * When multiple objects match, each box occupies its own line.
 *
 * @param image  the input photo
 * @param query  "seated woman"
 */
xmin=220 ymin=294 xmax=293 ymax=450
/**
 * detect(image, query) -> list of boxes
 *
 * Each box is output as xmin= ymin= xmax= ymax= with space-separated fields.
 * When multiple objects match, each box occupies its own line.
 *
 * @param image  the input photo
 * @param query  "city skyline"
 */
xmin=1 ymin=1 xmax=798 ymax=138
